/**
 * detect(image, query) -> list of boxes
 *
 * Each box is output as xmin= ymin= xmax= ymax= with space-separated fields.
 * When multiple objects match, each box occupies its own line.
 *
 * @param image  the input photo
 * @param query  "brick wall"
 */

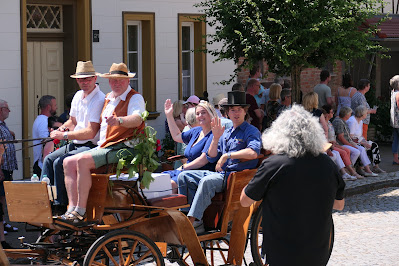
xmin=238 ymin=60 xmax=344 ymax=98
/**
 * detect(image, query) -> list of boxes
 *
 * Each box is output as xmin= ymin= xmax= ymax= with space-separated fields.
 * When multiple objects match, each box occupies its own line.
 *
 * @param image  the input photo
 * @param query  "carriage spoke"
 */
xmin=124 ymin=240 xmax=138 ymax=266
xmin=131 ymin=250 xmax=152 ymax=265
xmin=118 ymin=238 xmax=125 ymax=265
xmin=102 ymin=246 xmax=119 ymax=265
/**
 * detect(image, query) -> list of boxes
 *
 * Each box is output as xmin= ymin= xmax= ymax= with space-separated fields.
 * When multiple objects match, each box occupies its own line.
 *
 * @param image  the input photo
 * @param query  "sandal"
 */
xmin=57 ymin=211 xmax=88 ymax=226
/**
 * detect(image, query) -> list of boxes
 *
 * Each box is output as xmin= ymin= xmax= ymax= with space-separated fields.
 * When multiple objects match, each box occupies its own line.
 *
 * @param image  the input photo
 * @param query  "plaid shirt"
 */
xmin=351 ymin=91 xmax=370 ymax=125
xmin=0 ymin=121 xmax=18 ymax=171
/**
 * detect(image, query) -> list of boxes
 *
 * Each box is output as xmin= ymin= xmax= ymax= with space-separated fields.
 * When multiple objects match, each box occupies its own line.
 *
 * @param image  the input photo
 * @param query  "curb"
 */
xmin=345 ymin=179 xmax=399 ymax=197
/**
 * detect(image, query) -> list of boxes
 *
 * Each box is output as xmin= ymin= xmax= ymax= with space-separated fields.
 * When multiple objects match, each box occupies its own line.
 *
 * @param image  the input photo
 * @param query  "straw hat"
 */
xmin=70 ymin=61 xmax=100 ymax=78
xmin=100 ymin=63 xmax=136 ymax=79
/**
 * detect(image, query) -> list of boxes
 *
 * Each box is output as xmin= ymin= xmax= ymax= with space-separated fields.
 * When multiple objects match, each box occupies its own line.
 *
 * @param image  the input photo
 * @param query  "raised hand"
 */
xmin=211 ymin=117 xmax=224 ymax=140
xmin=164 ymin=99 xmax=174 ymax=117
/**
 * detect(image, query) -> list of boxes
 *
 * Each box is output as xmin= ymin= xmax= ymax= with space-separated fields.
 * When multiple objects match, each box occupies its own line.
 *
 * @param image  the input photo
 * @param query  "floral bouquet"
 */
xmin=116 ymin=110 xmax=161 ymax=189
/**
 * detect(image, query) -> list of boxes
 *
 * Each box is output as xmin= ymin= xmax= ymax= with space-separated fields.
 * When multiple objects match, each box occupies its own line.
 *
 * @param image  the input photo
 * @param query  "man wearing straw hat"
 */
xmin=60 ymin=63 xmax=145 ymax=223
xmin=41 ymin=61 xmax=105 ymax=212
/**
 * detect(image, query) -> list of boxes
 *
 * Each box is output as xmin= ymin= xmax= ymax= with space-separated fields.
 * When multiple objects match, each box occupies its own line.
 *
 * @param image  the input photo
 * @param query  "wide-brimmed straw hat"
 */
xmin=222 ymin=91 xmax=250 ymax=107
xmin=70 ymin=61 xmax=100 ymax=78
xmin=100 ymin=63 xmax=136 ymax=79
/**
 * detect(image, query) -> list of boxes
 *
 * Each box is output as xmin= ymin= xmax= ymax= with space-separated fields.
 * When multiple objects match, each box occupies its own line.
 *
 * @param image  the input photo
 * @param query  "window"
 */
xmin=127 ymin=21 xmax=142 ymax=93
xmin=178 ymin=14 xmax=207 ymax=100
xmin=27 ymin=4 xmax=63 ymax=32
xmin=181 ymin=22 xmax=194 ymax=99
xmin=123 ymin=12 xmax=158 ymax=118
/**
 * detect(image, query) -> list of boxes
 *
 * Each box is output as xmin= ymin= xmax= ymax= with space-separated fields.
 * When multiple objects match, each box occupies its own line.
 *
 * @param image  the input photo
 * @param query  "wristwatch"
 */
xmin=63 ymin=132 xmax=68 ymax=140
xmin=228 ymin=153 xmax=231 ymax=159
xmin=118 ymin=117 xmax=123 ymax=125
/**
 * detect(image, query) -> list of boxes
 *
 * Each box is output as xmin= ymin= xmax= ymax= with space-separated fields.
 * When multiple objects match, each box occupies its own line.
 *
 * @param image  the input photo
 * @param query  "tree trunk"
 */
xmin=291 ymin=65 xmax=302 ymax=104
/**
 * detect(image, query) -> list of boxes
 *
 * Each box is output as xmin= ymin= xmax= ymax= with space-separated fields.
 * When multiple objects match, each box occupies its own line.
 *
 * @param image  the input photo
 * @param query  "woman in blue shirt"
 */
xmin=164 ymin=99 xmax=217 ymax=192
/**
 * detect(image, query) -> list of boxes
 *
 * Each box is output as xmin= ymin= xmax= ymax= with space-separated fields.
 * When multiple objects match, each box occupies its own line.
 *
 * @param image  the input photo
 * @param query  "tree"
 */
xmin=197 ymin=0 xmax=387 ymax=102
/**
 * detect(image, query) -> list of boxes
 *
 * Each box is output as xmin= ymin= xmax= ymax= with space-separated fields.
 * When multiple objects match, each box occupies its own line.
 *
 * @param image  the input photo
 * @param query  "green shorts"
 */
xmin=82 ymin=143 xmax=134 ymax=168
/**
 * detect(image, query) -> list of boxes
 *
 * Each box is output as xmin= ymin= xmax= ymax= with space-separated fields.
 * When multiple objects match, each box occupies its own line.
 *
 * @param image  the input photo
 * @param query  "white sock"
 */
xmin=67 ymin=206 xmax=76 ymax=213
xmin=74 ymin=207 xmax=86 ymax=216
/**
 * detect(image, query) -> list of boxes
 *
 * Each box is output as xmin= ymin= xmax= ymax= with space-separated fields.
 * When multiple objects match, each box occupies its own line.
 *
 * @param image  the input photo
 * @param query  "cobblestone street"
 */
xmin=328 ymin=187 xmax=399 ymax=265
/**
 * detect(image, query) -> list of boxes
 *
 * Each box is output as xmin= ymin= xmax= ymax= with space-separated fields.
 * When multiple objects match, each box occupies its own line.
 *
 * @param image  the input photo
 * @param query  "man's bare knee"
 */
xmin=76 ymin=154 xmax=95 ymax=171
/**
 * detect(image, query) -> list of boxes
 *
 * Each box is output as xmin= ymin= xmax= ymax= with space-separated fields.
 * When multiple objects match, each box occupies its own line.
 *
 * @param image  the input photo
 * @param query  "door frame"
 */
xmin=20 ymin=0 xmax=92 ymax=177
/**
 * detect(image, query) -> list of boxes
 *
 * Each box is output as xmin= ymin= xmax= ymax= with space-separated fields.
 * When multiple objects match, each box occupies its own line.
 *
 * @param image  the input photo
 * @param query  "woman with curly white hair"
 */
xmin=241 ymin=104 xmax=345 ymax=266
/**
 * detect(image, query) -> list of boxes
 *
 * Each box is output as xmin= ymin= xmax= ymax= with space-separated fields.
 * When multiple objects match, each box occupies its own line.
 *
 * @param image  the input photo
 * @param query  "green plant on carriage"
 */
xmin=116 ymin=110 xmax=162 ymax=189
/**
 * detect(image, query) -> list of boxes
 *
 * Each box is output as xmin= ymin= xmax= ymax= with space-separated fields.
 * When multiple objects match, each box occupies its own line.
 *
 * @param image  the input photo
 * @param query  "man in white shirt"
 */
xmin=41 ymin=61 xmax=105 ymax=209
xmin=60 ymin=63 xmax=145 ymax=223
xmin=32 ymin=95 xmax=57 ymax=175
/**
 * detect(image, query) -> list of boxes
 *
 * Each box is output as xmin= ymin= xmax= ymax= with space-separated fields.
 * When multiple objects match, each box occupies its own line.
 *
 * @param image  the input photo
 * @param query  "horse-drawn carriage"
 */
xmin=2 ymin=164 xmax=265 ymax=265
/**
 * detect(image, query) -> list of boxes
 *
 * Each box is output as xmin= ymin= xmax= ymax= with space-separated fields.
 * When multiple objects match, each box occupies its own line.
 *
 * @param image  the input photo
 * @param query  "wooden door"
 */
xmin=27 ymin=41 xmax=64 ymax=169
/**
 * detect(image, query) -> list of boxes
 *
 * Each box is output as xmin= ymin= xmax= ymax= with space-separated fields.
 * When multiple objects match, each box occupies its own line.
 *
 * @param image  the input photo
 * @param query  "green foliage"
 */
xmin=196 ymin=0 xmax=388 ymax=99
xmin=367 ymin=86 xmax=391 ymax=141
xmin=116 ymin=111 xmax=161 ymax=189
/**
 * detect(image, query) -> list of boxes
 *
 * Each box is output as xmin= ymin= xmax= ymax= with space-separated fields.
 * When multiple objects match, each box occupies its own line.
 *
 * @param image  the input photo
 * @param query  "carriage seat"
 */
xmin=147 ymin=193 xmax=187 ymax=208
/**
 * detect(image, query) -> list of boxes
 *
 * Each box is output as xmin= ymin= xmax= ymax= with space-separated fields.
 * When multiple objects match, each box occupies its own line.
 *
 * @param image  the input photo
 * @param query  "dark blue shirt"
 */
xmin=0 ymin=121 xmax=17 ymax=171
xmin=207 ymin=121 xmax=261 ymax=173
xmin=182 ymin=126 xmax=215 ymax=171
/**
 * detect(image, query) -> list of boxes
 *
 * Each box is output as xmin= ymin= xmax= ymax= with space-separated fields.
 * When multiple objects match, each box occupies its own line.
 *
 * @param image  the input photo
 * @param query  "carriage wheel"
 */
xmin=83 ymin=230 xmax=165 ymax=266
xmin=203 ymin=238 xmax=229 ymax=266
xmin=250 ymin=206 xmax=267 ymax=266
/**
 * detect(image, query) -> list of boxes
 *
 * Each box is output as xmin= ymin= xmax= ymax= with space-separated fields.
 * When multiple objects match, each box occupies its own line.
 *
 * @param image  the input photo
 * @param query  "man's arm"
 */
xmin=51 ymin=119 xmax=100 ymax=141
xmin=240 ymin=185 xmax=256 ymax=207
xmin=59 ymin=118 xmax=76 ymax=132
xmin=333 ymin=199 xmax=345 ymax=210
xmin=215 ymin=148 xmax=258 ymax=172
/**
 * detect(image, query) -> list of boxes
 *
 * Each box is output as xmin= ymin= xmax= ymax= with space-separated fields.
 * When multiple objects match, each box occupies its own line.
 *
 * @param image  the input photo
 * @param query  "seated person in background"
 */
xmin=59 ymin=93 xmax=74 ymax=124
xmin=174 ymin=107 xmax=198 ymax=170
xmin=302 ymin=92 xmax=328 ymax=138
xmin=264 ymin=83 xmax=282 ymax=129
xmin=232 ymin=83 xmax=244 ymax=92
xmin=164 ymin=100 xmax=186 ymax=134
xmin=164 ymin=99 xmax=217 ymax=193
xmin=332 ymin=107 xmax=377 ymax=177
xmin=42 ymin=116 xmax=64 ymax=160
xmin=246 ymin=79 xmax=263 ymax=131
xmin=178 ymin=91 xmax=261 ymax=233
xmin=60 ymin=63 xmax=145 ymax=223
xmin=276 ymin=89 xmax=292 ymax=116
xmin=218 ymin=98 xmax=233 ymax=130
xmin=184 ymin=95 xmax=200 ymax=109
xmin=321 ymin=105 xmax=361 ymax=180
xmin=213 ymin=93 xmax=224 ymax=118
xmin=240 ymin=104 xmax=345 ymax=266
xmin=346 ymin=105 xmax=385 ymax=173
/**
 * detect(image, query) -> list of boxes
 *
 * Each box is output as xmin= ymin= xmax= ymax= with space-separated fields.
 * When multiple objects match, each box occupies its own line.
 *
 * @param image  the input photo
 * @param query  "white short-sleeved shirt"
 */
xmin=346 ymin=115 xmax=363 ymax=140
xmin=32 ymin=114 xmax=50 ymax=168
xmin=97 ymin=86 xmax=145 ymax=147
xmin=69 ymin=85 xmax=105 ymax=145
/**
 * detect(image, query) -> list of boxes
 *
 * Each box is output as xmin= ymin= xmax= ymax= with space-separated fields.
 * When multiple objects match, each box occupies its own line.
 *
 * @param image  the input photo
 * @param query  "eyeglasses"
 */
xmin=1 ymin=107 xmax=10 ymax=111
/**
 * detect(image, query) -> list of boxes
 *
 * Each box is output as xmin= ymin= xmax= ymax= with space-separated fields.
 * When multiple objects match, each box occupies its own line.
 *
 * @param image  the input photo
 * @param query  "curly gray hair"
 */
xmin=262 ymin=104 xmax=327 ymax=158
xmin=390 ymin=75 xmax=399 ymax=91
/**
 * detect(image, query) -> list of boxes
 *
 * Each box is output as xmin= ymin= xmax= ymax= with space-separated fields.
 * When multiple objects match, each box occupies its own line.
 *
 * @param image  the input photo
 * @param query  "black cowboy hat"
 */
xmin=222 ymin=91 xmax=250 ymax=107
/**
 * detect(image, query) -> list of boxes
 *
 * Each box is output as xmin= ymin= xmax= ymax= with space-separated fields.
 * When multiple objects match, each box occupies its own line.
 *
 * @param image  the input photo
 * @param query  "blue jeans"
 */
xmin=177 ymin=170 xmax=226 ymax=220
xmin=41 ymin=142 xmax=94 ymax=205
xmin=392 ymin=128 xmax=399 ymax=154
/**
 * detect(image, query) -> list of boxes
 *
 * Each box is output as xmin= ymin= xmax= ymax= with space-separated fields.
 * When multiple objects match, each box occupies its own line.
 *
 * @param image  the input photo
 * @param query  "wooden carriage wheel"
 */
xmin=203 ymin=238 xmax=230 ymax=266
xmin=83 ymin=230 xmax=165 ymax=266
xmin=250 ymin=206 xmax=267 ymax=266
